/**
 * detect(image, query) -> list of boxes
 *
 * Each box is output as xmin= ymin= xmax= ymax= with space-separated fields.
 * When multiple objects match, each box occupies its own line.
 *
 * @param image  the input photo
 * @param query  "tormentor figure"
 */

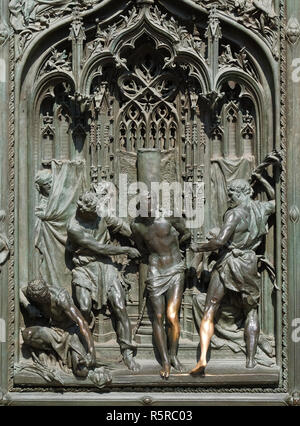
xmin=190 ymin=167 xmax=277 ymax=374
xmin=67 ymin=192 xmax=141 ymax=372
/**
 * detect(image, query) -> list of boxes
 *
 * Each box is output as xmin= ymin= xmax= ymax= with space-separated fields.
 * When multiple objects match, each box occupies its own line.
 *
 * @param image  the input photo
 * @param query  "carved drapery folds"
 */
xmin=10 ymin=0 xmax=282 ymax=390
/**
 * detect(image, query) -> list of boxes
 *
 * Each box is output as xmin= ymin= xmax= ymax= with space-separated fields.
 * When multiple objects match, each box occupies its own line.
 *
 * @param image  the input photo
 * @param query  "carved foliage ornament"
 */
xmin=192 ymin=0 xmax=279 ymax=57
xmin=9 ymin=0 xmax=98 ymax=32
xmin=9 ymin=0 xmax=279 ymax=60
xmin=86 ymin=5 xmax=206 ymax=73
xmin=286 ymin=17 xmax=300 ymax=45
xmin=219 ymin=45 xmax=258 ymax=79
xmin=8 ymin=0 xmax=101 ymax=58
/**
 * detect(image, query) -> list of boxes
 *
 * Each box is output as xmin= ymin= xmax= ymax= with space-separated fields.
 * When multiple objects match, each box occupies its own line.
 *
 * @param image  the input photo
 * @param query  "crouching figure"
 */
xmin=20 ymin=279 xmax=111 ymax=387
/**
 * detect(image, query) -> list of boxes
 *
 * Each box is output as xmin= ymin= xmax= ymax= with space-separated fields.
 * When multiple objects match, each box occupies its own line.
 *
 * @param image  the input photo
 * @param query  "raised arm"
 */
xmin=252 ymin=171 xmax=275 ymax=201
xmin=251 ymin=150 xmax=281 ymax=202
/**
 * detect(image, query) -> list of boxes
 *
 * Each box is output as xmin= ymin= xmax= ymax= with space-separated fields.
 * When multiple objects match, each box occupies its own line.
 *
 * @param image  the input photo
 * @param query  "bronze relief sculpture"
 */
xmin=20 ymin=279 xmax=111 ymax=388
xmin=1 ymin=0 xmax=298 ymax=407
xmin=131 ymin=196 xmax=191 ymax=379
xmin=190 ymin=152 xmax=281 ymax=374
xmin=67 ymin=191 xmax=141 ymax=372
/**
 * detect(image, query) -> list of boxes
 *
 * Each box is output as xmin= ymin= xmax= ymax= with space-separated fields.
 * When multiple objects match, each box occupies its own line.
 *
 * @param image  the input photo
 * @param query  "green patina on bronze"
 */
xmin=0 ymin=0 xmax=299 ymax=406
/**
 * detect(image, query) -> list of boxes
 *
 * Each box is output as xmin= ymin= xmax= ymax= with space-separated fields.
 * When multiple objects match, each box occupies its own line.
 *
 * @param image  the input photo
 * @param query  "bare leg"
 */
xmin=108 ymin=286 xmax=140 ymax=372
xmin=150 ymin=294 xmax=170 ymax=379
xmin=69 ymin=333 xmax=90 ymax=378
xmin=244 ymin=307 xmax=260 ymax=369
xmin=190 ymin=272 xmax=225 ymax=375
xmin=74 ymin=285 xmax=93 ymax=327
xmin=166 ymin=277 xmax=184 ymax=372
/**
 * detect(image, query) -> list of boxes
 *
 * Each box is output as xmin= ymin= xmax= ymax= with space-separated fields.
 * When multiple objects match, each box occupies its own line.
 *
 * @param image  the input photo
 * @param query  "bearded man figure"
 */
xmin=190 ymin=152 xmax=280 ymax=374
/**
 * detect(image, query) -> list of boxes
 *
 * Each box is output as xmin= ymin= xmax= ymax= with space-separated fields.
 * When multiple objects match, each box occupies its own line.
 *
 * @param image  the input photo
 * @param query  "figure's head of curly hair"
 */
xmin=77 ymin=192 xmax=98 ymax=215
xmin=227 ymin=179 xmax=253 ymax=197
xmin=26 ymin=279 xmax=50 ymax=305
xmin=35 ymin=169 xmax=52 ymax=193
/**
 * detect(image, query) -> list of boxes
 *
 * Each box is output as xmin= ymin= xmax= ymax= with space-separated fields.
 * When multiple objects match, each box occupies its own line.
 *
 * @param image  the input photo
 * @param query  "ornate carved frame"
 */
xmin=0 ymin=0 xmax=297 ymax=406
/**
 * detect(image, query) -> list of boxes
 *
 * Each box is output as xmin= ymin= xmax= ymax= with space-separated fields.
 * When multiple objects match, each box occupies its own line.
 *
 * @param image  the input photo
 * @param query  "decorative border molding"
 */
xmin=6 ymin=0 xmax=290 ymax=398
xmin=279 ymin=0 xmax=288 ymax=394
xmin=7 ymin=33 xmax=16 ymax=393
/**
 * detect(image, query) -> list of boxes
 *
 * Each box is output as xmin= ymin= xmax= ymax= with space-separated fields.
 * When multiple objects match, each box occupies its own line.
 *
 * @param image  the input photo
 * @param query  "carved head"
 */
xmin=227 ymin=179 xmax=253 ymax=208
xmin=35 ymin=169 xmax=53 ymax=197
xmin=26 ymin=280 xmax=50 ymax=306
xmin=77 ymin=192 xmax=98 ymax=219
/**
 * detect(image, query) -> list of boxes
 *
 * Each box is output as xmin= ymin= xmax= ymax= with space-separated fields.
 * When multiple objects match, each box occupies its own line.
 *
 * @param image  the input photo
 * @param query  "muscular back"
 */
xmin=224 ymin=200 xmax=274 ymax=250
xmin=226 ymin=206 xmax=251 ymax=245
xmin=48 ymin=287 xmax=74 ymax=329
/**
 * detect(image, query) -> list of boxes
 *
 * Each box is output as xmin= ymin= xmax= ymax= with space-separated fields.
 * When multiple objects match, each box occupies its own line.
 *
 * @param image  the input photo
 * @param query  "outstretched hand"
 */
xmin=126 ymin=247 xmax=141 ymax=259
xmin=86 ymin=352 xmax=96 ymax=369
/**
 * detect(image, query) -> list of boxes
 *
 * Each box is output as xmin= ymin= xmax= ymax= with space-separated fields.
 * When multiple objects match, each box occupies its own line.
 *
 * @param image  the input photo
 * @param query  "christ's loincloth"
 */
xmin=146 ymin=261 xmax=186 ymax=298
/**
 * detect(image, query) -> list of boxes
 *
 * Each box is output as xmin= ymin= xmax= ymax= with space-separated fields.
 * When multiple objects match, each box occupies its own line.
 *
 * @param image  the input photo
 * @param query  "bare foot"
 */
xmin=170 ymin=355 xmax=185 ymax=372
xmin=123 ymin=355 xmax=141 ymax=372
xmin=258 ymin=336 xmax=273 ymax=357
xmin=160 ymin=363 xmax=171 ymax=379
xmin=189 ymin=360 xmax=207 ymax=375
xmin=246 ymin=358 xmax=256 ymax=369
